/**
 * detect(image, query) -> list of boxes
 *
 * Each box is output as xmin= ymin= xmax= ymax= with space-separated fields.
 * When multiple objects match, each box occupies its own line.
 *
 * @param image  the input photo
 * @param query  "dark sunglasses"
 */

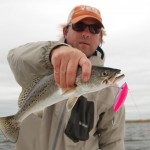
xmin=69 ymin=22 xmax=102 ymax=34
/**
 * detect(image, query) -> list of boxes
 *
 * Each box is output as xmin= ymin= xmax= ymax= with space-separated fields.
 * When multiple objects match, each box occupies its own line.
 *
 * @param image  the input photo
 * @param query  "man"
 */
xmin=8 ymin=5 xmax=125 ymax=150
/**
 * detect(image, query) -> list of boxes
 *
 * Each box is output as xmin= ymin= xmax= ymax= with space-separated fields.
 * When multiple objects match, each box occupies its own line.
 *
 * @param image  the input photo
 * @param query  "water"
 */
xmin=125 ymin=122 xmax=150 ymax=150
xmin=0 ymin=122 xmax=150 ymax=150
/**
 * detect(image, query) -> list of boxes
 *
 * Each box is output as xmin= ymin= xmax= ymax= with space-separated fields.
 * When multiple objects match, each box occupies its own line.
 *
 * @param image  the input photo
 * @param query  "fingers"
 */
xmin=51 ymin=46 xmax=92 ymax=89
xmin=52 ymin=54 xmax=61 ymax=85
xmin=59 ymin=54 xmax=70 ymax=88
xmin=51 ymin=46 xmax=71 ymax=88
xmin=65 ymin=54 xmax=80 ymax=88
xmin=66 ymin=53 xmax=91 ymax=88
xmin=79 ymin=57 xmax=92 ymax=82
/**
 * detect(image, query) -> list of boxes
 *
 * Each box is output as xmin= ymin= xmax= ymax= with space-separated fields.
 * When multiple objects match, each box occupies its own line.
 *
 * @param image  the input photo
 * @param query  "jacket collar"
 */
xmin=63 ymin=39 xmax=105 ymax=67
xmin=89 ymin=46 xmax=105 ymax=67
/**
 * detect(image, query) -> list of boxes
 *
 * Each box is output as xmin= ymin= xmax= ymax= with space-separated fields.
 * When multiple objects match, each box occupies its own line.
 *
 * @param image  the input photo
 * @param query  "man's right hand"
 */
xmin=51 ymin=46 xmax=92 ymax=89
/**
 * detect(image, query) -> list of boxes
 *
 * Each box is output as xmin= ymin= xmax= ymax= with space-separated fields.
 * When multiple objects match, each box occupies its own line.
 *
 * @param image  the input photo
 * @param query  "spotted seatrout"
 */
xmin=0 ymin=66 xmax=124 ymax=143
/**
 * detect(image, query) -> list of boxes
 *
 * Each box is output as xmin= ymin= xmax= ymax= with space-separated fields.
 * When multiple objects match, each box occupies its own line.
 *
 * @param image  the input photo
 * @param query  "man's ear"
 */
xmin=63 ymin=26 xmax=68 ymax=38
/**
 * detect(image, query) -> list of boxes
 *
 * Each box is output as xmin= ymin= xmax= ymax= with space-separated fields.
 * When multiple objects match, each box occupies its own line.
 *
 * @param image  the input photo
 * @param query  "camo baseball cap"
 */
xmin=67 ymin=5 xmax=104 ymax=28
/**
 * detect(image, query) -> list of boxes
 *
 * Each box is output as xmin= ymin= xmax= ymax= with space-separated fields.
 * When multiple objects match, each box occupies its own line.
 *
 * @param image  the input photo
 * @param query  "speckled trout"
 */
xmin=0 ymin=66 xmax=124 ymax=143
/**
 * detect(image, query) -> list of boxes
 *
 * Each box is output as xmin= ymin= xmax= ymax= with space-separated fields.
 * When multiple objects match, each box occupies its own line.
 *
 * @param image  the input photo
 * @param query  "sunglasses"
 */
xmin=69 ymin=22 xmax=102 ymax=34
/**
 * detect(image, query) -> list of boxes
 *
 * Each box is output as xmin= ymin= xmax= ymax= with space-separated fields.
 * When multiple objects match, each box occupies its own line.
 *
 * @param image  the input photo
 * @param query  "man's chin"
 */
xmin=79 ymin=49 xmax=92 ymax=57
xmin=78 ymin=44 xmax=90 ymax=51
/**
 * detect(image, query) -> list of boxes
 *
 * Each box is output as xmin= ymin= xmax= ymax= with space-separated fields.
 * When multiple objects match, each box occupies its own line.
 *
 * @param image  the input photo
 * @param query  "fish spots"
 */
xmin=18 ymin=77 xmax=41 ymax=108
xmin=0 ymin=116 xmax=19 ymax=142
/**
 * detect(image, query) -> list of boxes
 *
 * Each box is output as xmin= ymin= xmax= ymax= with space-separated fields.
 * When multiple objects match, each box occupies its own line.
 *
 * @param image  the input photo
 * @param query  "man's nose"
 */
xmin=81 ymin=27 xmax=91 ymax=38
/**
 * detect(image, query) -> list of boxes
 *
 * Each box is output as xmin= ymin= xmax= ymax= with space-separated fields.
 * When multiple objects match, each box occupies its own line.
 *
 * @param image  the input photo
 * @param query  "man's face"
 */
xmin=64 ymin=18 xmax=102 ymax=57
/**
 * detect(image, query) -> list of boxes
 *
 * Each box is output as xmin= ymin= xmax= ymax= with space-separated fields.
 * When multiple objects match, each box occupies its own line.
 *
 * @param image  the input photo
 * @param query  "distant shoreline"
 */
xmin=126 ymin=119 xmax=150 ymax=123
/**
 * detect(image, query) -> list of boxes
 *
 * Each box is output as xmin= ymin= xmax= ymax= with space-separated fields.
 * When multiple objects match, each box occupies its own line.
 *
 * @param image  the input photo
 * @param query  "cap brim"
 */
xmin=71 ymin=15 xmax=104 ymax=28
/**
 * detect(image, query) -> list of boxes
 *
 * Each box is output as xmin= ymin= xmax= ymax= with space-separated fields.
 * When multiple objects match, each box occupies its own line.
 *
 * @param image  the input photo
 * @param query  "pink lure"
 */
xmin=113 ymin=82 xmax=128 ymax=112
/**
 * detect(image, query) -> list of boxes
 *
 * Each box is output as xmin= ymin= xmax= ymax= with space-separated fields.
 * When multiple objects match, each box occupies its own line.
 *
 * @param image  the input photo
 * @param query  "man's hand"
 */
xmin=51 ymin=46 xmax=92 ymax=89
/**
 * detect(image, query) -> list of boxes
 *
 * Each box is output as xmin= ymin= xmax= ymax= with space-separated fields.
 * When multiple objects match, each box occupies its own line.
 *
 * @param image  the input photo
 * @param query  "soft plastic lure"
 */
xmin=114 ymin=82 xmax=128 ymax=112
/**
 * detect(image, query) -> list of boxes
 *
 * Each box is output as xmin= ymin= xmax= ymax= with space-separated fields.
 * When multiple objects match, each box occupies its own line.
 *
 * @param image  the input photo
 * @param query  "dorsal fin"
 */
xmin=18 ymin=76 xmax=41 ymax=108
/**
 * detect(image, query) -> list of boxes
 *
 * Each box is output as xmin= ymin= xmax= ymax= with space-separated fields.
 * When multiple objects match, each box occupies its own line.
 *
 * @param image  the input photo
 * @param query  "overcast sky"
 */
xmin=0 ymin=0 xmax=150 ymax=120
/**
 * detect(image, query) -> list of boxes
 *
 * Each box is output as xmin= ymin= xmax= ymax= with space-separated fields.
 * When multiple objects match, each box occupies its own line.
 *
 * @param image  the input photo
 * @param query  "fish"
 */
xmin=0 ymin=66 xmax=124 ymax=143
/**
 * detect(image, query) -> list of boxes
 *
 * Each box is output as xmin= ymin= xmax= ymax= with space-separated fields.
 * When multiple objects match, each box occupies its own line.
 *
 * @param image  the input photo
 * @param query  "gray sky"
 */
xmin=0 ymin=0 xmax=150 ymax=120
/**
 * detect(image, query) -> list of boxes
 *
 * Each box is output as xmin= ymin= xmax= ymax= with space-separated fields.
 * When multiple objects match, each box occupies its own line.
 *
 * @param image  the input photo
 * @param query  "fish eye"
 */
xmin=101 ymin=71 xmax=108 ymax=77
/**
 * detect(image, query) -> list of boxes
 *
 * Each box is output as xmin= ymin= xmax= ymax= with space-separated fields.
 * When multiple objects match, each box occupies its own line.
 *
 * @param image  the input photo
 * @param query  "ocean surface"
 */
xmin=0 ymin=122 xmax=150 ymax=150
xmin=125 ymin=122 xmax=150 ymax=150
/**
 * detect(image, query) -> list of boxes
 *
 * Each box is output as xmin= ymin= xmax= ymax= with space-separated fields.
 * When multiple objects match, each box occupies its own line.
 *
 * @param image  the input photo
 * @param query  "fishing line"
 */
xmin=111 ymin=84 xmax=143 ymax=119
xmin=125 ymin=89 xmax=150 ymax=142
xmin=127 ymin=89 xmax=143 ymax=120
xmin=114 ymin=85 xmax=143 ymax=119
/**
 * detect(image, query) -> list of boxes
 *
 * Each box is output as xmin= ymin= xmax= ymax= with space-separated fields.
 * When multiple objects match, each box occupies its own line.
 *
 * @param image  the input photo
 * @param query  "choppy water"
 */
xmin=0 ymin=122 xmax=150 ymax=150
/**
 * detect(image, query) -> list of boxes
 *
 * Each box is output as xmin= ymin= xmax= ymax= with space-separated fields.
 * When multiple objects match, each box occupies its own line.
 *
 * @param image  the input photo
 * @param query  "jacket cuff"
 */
xmin=45 ymin=42 xmax=70 ymax=69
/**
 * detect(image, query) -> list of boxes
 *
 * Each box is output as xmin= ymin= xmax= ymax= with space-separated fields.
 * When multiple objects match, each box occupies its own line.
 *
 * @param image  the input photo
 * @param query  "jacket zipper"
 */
xmin=52 ymin=101 xmax=67 ymax=150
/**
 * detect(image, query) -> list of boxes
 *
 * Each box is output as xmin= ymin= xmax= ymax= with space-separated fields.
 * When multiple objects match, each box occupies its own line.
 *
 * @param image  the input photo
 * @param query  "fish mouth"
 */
xmin=111 ymin=74 xmax=125 ymax=84
xmin=106 ymin=70 xmax=125 ymax=85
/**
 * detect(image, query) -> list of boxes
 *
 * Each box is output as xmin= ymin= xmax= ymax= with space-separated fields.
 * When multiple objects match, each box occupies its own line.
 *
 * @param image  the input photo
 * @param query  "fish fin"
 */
xmin=59 ymin=88 xmax=69 ymax=95
xmin=0 ymin=115 xmax=19 ymax=143
xmin=59 ymin=87 xmax=76 ymax=95
xmin=66 ymin=97 xmax=78 ymax=112
xmin=18 ymin=76 xmax=41 ymax=108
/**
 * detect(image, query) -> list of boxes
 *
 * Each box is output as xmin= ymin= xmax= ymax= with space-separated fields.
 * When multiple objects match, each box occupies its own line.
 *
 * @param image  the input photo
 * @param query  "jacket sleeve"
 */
xmin=7 ymin=41 xmax=67 ymax=88
xmin=96 ymin=88 xmax=125 ymax=150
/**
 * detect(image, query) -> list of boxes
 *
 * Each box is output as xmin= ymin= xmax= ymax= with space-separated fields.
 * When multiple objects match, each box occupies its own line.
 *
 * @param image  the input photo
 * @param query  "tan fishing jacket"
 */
xmin=7 ymin=41 xmax=125 ymax=150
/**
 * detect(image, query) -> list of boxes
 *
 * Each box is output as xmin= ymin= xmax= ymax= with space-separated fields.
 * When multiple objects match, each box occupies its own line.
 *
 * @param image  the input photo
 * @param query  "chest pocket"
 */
xmin=65 ymin=96 xmax=94 ymax=142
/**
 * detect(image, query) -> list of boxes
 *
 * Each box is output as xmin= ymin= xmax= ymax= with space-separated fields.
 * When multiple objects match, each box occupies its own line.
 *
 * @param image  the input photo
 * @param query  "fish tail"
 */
xmin=0 ymin=115 xmax=19 ymax=143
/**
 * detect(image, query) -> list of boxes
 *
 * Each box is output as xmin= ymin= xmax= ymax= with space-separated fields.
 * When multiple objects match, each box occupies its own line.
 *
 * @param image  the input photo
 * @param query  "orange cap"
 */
xmin=67 ymin=5 xmax=104 ymax=28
